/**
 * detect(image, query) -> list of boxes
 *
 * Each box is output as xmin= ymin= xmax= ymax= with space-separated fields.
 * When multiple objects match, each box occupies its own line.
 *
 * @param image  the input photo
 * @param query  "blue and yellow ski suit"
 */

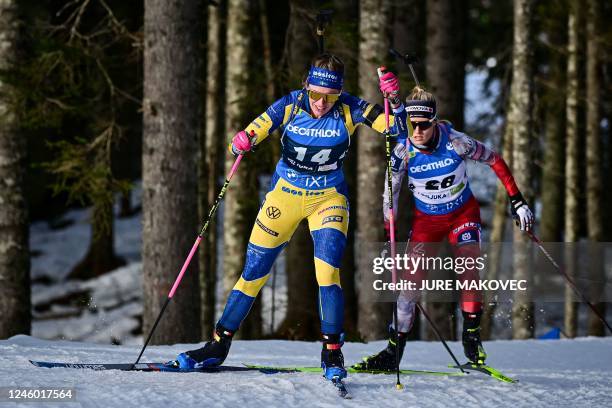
xmin=218 ymin=89 xmax=408 ymax=335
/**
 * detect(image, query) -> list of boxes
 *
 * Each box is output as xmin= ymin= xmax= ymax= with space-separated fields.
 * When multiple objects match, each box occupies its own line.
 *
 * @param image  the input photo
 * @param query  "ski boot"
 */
xmin=462 ymin=310 xmax=487 ymax=365
xmin=352 ymin=328 xmax=407 ymax=371
xmin=171 ymin=325 xmax=234 ymax=369
xmin=321 ymin=333 xmax=347 ymax=380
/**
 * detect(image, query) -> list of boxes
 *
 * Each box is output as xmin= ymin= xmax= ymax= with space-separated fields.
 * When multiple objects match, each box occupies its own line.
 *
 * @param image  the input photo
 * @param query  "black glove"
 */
xmin=510 ymin=192 xmax=534 ymax=231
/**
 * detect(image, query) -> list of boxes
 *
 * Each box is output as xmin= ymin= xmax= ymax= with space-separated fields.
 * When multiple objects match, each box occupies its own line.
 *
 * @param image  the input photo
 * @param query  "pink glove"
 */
xmin=379 ymin=71 xmax=400 ymax=97
xmin=231 ymin=130 xmax=254 ymax=155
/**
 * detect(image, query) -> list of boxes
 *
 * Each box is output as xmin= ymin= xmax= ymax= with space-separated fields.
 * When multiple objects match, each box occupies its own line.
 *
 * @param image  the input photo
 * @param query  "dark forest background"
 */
xmin=0 ymin=0 xmax=610 ymax=343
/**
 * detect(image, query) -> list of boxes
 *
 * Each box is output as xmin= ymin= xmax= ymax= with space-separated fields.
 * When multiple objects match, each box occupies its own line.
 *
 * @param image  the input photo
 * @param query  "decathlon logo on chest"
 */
xmin=286 ymin=124 xmax=340 ymax=138
xmin=410 ymin=158 xmax=455 ymax=173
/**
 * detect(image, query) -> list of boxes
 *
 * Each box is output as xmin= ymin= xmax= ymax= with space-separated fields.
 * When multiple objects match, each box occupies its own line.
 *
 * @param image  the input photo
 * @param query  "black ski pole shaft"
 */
xmin=133 ymin=297 xmax=170 ymax=368
xmin=315 ymin=9 xmax=333 ymax=54
xmin=526 ymin=231 xmax=612 ymax=334
xmin=389 ymin=48 xmax=420 ymax=87
xmin=131 ymin=152 xmax=246 ymax=369
xmin=416 ymin=303 xmax=466 ymax=373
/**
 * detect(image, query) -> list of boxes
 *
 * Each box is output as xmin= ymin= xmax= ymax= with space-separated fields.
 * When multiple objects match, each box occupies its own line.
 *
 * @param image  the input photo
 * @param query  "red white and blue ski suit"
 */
xmin=384 ymin=122 xmax=520 ymax=332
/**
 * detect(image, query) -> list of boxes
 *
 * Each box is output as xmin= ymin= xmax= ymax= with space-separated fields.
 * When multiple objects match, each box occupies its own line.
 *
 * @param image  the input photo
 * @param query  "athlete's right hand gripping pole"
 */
xmin=132 ymin=140 xmax=248 ymax=369
xmin=378 ymin=66 xmax=403 ymax=390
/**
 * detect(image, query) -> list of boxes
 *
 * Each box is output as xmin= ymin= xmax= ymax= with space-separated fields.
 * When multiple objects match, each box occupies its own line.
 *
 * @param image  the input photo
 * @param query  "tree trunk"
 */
xmin=356 ymin=0 xmax=391 ymax=341
xmin=564 ymin=0 xmax=581 ymax=339
xmin=223 ymin=0 xmax=261 ymax=339
xmin=585 ymin=0 xmax=605 ymax=337
xmin=426 ymin=0 xmax=467 ymax=130
xmin=258 ymin=0 xmax=276 ymax=106
xmin=142 ymin=0 xmax=202 ymax=345
xmin=69 ymin=184 xmax=125 ymax=280
xmin=283 ymin=0 xmax=317 ymax=86
xmin=0 ymin=0 xmax=30 ymax=339
xmin=540 ymin=104 xmax=565 ymax=242
xmin=540 ymin=6 xmax=566 ymax=243
xmin=423 ymin=0 xmax=467 ymax=341
xmin=481 ymin=124 xmax=512 ymax=340
xmin=509 ymin=0 xmax=535 ymax=340
xmin=391 ymin=0 xmax=426 ymax=96
xmin=276 ymin=0 xmax=320 ymax=340
xmin=200 ymin=0 xmax=226 ymax=339
xmin=333 ymin=0 xmax=360 ymax=338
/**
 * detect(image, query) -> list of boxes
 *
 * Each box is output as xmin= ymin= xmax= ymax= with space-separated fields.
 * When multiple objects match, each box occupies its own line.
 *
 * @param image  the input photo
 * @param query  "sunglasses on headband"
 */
xmin=307 ymin=89 xmax=341 ymax=104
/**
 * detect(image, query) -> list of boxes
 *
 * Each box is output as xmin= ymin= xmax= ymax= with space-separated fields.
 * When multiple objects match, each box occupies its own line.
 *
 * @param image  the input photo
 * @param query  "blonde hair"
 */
xmin=407 ymin=86 xmax=436 ymax=103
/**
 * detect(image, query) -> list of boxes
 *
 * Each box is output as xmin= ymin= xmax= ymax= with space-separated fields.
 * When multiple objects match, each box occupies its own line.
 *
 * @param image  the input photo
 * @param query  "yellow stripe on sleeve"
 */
xmin=245 ymin=112 xmax=275 ymax=145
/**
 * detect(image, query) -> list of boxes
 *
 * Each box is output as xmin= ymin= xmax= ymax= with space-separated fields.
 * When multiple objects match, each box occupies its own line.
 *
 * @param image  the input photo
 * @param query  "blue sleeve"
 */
xmin=246 ymin=91 xmax=304 ymax=142
xmin=266 ymin=90 xmax=306 ymax=131
xmin=340 ymin=93 xmax=409 ymax=139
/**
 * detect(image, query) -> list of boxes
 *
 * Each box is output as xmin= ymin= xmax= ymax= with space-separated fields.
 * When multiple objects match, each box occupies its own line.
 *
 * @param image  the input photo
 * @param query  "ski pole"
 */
xmin=377 ymin=66 xmax=403 ymax=390
xmin=416 ymin=303 xmax=466 ymax=373
xmin=389 ymin=48 xmax=420 ymax=87
xmin=131 ymin=151 xmax=246 ymax=369
xmin=386 ymin=50 xmax=468 ymax=369
xmin=315 ymin=9 xmax=333 ymax=54
xmin=525 ymin=231 xmax=612 ymax=334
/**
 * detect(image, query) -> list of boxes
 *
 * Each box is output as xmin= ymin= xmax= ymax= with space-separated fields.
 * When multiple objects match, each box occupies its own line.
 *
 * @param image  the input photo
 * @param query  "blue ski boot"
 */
xmin=321 ymin=333 xmax=347 ymax=380
xmin=173 ymin=325 xmax=234 ymax=369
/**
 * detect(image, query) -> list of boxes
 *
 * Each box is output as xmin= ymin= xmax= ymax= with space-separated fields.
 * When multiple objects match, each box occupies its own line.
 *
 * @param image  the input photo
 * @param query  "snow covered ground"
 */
xmin=29 ymin=180 xmax=288 ymax=345
xmin=19 ymin=72 xmax=610 ymax=407
xmin=1 ymin=335 xmax=611 ymax=407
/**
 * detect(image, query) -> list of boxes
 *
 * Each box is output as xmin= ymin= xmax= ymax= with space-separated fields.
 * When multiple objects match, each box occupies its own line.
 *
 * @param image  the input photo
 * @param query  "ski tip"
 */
xmin=449 ymin=362 xmax=518 ymax=384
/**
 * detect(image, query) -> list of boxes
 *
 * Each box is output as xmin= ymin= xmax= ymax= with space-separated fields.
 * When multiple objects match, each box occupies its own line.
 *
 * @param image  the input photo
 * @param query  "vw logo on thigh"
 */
xmin=266 ymin=206 xmax=281 ymax=219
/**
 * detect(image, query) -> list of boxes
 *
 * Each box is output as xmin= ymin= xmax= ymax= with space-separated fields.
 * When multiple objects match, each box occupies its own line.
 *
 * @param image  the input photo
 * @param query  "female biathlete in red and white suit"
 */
xmin=355 ymin=86 xmax=534 ymax=371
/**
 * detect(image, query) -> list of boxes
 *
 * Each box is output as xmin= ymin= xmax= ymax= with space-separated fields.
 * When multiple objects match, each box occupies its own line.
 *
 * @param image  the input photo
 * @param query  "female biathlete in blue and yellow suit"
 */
xmin=172 ymin=54 xmax=408 ymax=380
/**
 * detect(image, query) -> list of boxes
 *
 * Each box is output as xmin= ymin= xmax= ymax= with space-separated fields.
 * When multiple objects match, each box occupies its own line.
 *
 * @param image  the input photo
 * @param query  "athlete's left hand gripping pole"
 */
xmin=377 ymin=66 xmax=403 ymax=390
xmin=131 ymin=140 xmax=248 ymax=369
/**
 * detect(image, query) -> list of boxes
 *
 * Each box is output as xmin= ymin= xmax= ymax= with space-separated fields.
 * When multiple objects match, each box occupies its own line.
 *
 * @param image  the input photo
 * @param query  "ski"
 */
xmin=29 ymin=360 xmax=297 ymax=374
xmin=330 ymin=376 xmax=351 ymax=399
xmin=247 ymin=364 xmax=463 ymax=376
xmin=449 ymin=363 xmax=518 ymax=383
xmin=31 ymin=360 xmax=462 ymax=377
